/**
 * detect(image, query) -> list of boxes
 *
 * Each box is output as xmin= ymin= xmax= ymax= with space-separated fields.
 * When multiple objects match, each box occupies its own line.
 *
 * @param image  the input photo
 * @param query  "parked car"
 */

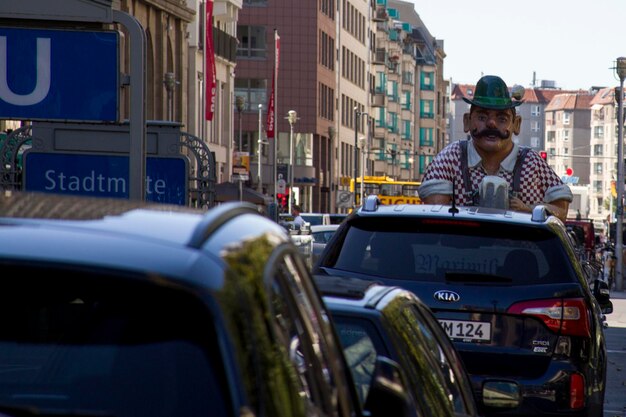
xmin=316 ymin=275 xmax=480 ymax=417
xmin=311 ymin=224 xmax=340 ymax=264
xmin=0 ymin=191 xmax=411 ymax=417
xmin=280 ymin=212 xmax=347 ymax=226
xmin=314 ymin=196 xmax=613 ymax=417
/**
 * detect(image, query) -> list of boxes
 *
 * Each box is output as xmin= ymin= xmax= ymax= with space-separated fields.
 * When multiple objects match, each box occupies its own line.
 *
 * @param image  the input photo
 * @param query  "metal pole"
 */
xmin=288 ymin=119 xmax=294 ymax=215
xmin=360 ymin=137 xmax=365 ymax=205
xmin=353 ymin=107 xmax=360 ymax=208
xmin=615 ymin=57 xmax=626 ymax=291
xmin=257 ymin=104 xmax=263 ymax=193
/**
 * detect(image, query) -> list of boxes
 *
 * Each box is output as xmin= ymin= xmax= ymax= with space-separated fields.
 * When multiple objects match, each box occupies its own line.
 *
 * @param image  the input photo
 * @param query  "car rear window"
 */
xmin=330 ymin=217 xmax=575 ymax=284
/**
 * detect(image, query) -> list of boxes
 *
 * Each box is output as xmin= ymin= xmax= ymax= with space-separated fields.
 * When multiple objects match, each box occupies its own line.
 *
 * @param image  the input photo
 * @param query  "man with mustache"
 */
xmin=418 ymin=75 xmax=572 ymax=223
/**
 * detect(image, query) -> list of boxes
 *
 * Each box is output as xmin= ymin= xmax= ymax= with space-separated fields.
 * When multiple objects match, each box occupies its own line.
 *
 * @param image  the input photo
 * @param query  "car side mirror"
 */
xmin=363 ymin=356 xmax=415 ymax=417
xmin=593 ymin=279 xmax=613 ymax=314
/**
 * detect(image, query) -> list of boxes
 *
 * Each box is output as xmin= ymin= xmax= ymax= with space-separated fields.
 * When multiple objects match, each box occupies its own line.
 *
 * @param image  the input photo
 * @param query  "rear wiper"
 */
xmin=0 ymin=403 xmax=115 ymax=417
xmin=443 ymin=272 xmax=512 ymax=283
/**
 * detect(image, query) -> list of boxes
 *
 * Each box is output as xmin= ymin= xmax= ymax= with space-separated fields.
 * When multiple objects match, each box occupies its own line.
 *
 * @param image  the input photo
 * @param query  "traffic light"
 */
xmin=276 ymin=193 xmax=288 ymax=209
xmin=539 ymin=150 xmax=548 ymax=160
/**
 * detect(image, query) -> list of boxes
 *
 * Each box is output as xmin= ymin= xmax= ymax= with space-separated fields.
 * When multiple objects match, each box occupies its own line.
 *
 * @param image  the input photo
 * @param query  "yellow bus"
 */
xmin=351 ymin=176 xmax=421 ymax=206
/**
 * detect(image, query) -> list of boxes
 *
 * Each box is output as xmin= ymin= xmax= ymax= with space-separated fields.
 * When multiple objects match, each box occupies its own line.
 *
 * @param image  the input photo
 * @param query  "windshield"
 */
xmin=0 ymin=267 xmax=227 ymax=417
xmin=328 ymin=217 xmax=575 ymax=284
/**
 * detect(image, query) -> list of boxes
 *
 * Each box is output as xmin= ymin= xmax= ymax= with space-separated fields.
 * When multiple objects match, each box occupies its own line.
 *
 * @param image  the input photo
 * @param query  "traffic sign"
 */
xmin=24 ymin=152 xmax=188 ymax=205
xmin=0 ymin=27 xmax=119 ymax=121
xmin=336 ymin=190 xmax=353 ymax=208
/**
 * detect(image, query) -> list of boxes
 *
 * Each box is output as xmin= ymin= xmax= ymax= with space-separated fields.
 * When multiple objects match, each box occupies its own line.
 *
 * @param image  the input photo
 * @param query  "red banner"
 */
xmin=205 ymin=0 xmax=216 ymax=121
xmin=266 ymin=32 xmax=280 ymax=138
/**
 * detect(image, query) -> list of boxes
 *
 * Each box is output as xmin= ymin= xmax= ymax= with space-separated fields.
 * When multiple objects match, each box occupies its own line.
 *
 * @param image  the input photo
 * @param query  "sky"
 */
xmin=408 ymin=0 xmax=626 ymax=90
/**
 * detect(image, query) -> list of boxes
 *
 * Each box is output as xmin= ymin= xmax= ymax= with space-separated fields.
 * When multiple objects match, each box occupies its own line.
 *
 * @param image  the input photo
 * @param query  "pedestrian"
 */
xmin=418 ymin=75 xmax=572 ymax=223
xmin=291 ymin=204 xmax=305 ymax=228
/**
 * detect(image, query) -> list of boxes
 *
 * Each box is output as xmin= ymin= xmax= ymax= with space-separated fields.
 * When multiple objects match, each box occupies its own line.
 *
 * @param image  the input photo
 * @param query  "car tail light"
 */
xmin=507 ymin=298 xmax=591 ymax=337
xmin=570 ymin=372 xmax=585 ymax=409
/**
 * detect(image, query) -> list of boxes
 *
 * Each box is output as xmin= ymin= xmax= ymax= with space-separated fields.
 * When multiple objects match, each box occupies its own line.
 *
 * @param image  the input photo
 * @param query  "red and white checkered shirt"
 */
xmin=419 ymin=140 xmax=572 ymax=206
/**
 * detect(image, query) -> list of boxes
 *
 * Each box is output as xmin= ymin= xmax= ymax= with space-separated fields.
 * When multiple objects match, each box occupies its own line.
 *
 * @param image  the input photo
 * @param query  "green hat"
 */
xmin=463 ymin=75 xmax=524 ymax=110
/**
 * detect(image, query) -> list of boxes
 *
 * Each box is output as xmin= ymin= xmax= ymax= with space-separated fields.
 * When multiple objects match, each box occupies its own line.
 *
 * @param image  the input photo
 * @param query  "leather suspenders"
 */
xmin=459 ymin=140 xmax=530 ymax=205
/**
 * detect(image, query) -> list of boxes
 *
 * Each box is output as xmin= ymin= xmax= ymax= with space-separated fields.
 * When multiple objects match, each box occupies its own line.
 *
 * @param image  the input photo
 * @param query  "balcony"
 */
xmin=371 ymin=93 xmax=386 ymax=107
xmin=373 ymin=5 xmax=387 ymax=21
xmin=373 ymin=48 xmax=386 ymax=65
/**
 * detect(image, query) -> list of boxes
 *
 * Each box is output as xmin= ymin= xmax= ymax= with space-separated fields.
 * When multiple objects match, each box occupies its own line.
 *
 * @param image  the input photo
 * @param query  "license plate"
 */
xmin=438 ymin=319 xmax=491 ymax=342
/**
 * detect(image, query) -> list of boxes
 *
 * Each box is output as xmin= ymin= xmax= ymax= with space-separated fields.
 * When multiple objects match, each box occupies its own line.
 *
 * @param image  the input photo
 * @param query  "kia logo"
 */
xmin=434 ymin=290 xmax=460 ymax=303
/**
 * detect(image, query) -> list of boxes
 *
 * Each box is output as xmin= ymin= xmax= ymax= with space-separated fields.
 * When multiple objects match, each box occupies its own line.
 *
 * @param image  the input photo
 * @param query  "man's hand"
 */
xmin=509 ymin=197 xmax=569 ymax=223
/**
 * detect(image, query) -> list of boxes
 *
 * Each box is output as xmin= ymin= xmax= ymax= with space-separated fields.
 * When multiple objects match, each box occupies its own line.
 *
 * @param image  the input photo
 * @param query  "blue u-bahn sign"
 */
xmin=24 ymin=152 xmax=188 ymax=205
xmin=0 ymin=27 xmax=119 ymax=122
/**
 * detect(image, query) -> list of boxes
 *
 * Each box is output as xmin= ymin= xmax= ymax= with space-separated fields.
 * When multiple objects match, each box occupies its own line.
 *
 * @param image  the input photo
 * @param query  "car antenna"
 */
xmin=448 ymin=177 xmax=459 ymax=215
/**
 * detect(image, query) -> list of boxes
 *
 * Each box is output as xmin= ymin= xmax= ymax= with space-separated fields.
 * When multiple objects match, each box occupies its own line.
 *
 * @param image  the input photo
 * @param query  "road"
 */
xmin=604 ymin=290 xmax=626 ymax=417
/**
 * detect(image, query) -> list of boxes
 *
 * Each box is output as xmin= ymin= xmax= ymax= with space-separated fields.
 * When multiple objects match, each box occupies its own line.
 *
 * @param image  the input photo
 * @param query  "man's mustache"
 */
xmin=472 ymin=128 xmax=509 ymax=139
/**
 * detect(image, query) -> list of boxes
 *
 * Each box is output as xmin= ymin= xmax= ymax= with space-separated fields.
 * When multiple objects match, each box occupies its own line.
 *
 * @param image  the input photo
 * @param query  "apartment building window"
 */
xmin=546 ymin=131 xmax=555 ymax=142
xmin=563 ymin=147 xmax=569 ymax=155
xmin=234 ymin=78 xmax=267 ymax=110
xmin=593 ymin=180 xmax=602 ymax=193
xmin=375 ymin=72 xmax=386 ymax=94
xmin=318 ymin=82 xmax=334 ymax=121
xmin=376 ymin=107 xmax=387 ymax=128
xmin=419 ymin=127 xmax=434 ymax=146
xmin=418 ymin=155 xmax=433 ymax=175
xmin=549 ymin=148 xmax=556 ymax=156
xmin=319 ymin=0 xmax=334 ymax=18
xmin=562 ymin=130 xmax=569 ymax=141
xmin=402 ymin=120 xmax=411 ymax=140
xmin=420 ymin=100 xmax=434 ymax=118
xmin=563 ymin=112 xmax=571 ymax=125
xmin=236 ymin=26 xmax=267 ymax=58
xmin=594 ymin=144 xmax=603 ymax=156
xmin=530 ymin=121 xmax=539 ymax=132
xmin=594 ymin=163 xmax=603 ymax=174
xmin=387 ymin=80 xmax=399 ymax=102
xmin=401 ymin=91 xmax=411 ymax=110
xmin=420 ymin=71 xmax=434 ymax=90
xmin=387 ymin=112 xmax=399 ymax=133
xmin=319 ymin=31 xmax=334 ymax=70
xmin=593 ymin=126 xmax=604 ymax=139
xmin=531 ymin=105 xmax=540 ymax=116
xmin=530 ymin=137 xmax=540 ymax=148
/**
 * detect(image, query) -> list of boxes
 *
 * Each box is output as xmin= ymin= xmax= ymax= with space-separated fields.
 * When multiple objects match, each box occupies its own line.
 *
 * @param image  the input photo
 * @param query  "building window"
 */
xmin=593 ymin=180 xmax=602 ymax=193
xmin=236 ymin=26 xmax=267 ymax=58
xmin=531 ymin=121 xmax=539 ymax=132
xmin=593 ymin=126 xmax=604 ymax=139
xmin=420 ymin=72 xmax=434 ymax=90
xmin=531 ymin=105 xmax=540 ymax=116
xmin=563 ymin=130 xmax=569 ymax=141
xmin=234 ymin=78 xmax=267 ymax=110
xmin=595 ymin=163 xmax=603 ymax=174
xmin=594 ymin=144 xmax=603 ymax=156
xmin=563 ymin=112 xmax=571 ymax=125
xmin=419 ymin=128 xmax=433 ymax=146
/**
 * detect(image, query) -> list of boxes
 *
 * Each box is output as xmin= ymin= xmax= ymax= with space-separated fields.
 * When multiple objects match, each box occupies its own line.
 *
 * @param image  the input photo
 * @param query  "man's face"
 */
xmin=463 ymin=107 xmax=521 ymax=154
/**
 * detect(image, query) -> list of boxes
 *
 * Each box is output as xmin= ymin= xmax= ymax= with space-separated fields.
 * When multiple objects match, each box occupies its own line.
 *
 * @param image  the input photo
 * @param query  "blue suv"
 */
xmin=0 ymin=192 xmax=411 ymax=417
xmin=315 ymin=196 xmax=613 ymax=417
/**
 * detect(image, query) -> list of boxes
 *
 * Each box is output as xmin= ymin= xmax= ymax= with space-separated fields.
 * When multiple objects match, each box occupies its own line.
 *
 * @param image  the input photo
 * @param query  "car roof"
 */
xmin=356 ymin=196 xmax=563 ymax=229
xmin=0 ymin=192 xmax=290 ymax=284
xmin=314 ymin=275 xmax=399 ymax=310
xmin=311 ymin=224 xmax=340 ymax=232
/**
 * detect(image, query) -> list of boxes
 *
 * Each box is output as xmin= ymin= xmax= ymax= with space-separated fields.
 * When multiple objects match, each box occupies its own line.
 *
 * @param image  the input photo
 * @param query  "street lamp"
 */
xmin=353 ymin=107 xmax=361 ymax=208
xmin=163 ymin=72 xmax=178 ymax=121
xmin=235 ymin=95 xmax=246 ymax=151
xmin=287 ymin=110 xmax=298 ymax=214
xmin=257 ymin=104 xmax=264 ymax=193
xmin=358 ymin=136 xmax=366 ymax=205
xmin=615 ymin=57 xmax=626 ymax=292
